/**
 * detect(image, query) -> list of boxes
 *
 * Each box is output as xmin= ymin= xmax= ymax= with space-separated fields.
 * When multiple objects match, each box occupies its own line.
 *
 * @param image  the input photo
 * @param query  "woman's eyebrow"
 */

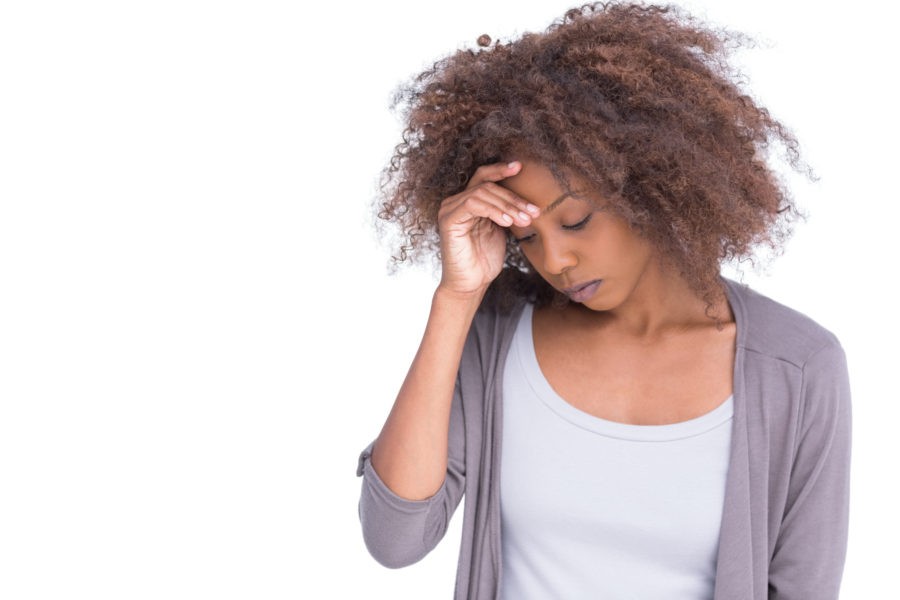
xmin=544 ymin=191 xmax=590 ymax=214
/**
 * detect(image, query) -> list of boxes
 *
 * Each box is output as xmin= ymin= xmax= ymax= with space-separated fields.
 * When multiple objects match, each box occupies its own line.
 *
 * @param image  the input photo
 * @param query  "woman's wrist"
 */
xmin=433 ymin=284 xmax=487 ymax=311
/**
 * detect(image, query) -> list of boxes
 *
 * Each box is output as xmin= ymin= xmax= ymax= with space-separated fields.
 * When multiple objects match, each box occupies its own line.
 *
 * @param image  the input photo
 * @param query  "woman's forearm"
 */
xmin=368 ymin=286 xmax=484 ymax=500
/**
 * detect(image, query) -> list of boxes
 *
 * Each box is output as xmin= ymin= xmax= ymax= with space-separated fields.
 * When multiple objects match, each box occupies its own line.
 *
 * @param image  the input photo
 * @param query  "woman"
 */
xmin=356 ymin=3 xmax=852 ymax=599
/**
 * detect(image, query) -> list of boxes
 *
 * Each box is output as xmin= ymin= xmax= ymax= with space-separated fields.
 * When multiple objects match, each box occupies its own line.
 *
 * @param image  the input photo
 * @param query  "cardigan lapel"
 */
xmin=713 ymin=277 xmax=757 ymax=599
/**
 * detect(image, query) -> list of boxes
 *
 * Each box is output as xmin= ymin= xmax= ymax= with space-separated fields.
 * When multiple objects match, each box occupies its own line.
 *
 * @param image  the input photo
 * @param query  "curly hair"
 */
xmin=373 ymin=1 xmax=808 ymax=316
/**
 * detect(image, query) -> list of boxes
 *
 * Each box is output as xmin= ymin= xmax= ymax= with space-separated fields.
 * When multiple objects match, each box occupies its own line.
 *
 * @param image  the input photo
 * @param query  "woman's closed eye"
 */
xmin=563 ymin=213 xmax=593 ymax=231
xmin=512 ymin=213 xmax=594 ymax=244
xmin=512 ymin=233 xmax=534 ymax=244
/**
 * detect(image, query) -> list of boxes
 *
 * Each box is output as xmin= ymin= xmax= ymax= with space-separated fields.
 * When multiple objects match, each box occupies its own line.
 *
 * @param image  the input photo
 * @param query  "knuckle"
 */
xmin=468 ymin=162 xmax=505 ymax=182
xmin=460 ymin=195 xmax=479 ymax=208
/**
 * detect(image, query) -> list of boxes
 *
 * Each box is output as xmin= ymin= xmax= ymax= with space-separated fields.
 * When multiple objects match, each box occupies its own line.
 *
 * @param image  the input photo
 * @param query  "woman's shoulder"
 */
xmin=723 ymin=276 xmax=843 ymax=368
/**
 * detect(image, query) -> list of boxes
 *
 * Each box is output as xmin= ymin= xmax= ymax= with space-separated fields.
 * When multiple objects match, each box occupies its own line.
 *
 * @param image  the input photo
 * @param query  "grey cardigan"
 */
xmin=356 ymin=276 xmax=852 ymax=599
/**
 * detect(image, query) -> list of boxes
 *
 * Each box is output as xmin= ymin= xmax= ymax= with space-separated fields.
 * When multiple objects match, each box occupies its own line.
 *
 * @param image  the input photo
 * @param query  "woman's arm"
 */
xmin=368 ymin=287 xmax=483 ymax=500
xmin=768 ymin=341 xmax=852 ymax=599
xmin=356 ymin=287 xmax=480 ymax=568
xmin=357 ymin=160 xmax=538 ymax=567
xmin=369 ymin=159 xmax=534 ymax=500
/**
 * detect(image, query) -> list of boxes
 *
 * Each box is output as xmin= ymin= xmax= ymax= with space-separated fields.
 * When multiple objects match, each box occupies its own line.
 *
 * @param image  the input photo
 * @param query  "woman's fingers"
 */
xmin=465 ymin=161 xmax=522 ymax=190
xmin=441 ymin=168 xmax=540 ymax=230
xmin=465 ymin=161 xmax=540 ymax=216
xmin=440 ymin=187 xmax=534 ymax=230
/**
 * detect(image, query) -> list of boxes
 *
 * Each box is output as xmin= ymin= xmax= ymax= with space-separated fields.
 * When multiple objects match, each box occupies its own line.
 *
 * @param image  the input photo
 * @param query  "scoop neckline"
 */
xmin=514 ymin=302 xmax=734 ymax=442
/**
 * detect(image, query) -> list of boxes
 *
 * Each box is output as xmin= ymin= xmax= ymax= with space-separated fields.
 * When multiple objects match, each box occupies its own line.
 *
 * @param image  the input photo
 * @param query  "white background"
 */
xmin=0 ymin=1 xmax=894 ymax=598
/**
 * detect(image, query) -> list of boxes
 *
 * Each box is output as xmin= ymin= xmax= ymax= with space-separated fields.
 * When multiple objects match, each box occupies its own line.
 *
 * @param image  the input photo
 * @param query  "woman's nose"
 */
xmin=541 ymin=238 xmax=578 ymax=275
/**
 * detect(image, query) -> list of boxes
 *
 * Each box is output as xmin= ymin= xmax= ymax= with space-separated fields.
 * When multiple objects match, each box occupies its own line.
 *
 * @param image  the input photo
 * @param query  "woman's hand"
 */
xmin=436 ymin=161 xmax=539 ymax=297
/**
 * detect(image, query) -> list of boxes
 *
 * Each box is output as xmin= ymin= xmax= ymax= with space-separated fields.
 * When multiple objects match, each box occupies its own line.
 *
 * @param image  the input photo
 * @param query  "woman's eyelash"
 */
xmin=512 ymin=213 xmax=593 ymax=244
xmin=563 ymin=213 xmax=593 ymax=230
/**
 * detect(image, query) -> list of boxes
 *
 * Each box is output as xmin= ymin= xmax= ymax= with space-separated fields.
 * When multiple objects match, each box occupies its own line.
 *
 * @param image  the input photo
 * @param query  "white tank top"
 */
xmin=500 ymin=303 xmax=733 ymax=599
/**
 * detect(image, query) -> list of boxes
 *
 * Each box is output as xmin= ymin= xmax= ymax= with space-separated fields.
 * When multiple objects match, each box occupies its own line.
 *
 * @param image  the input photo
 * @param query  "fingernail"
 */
xmin=502 ymin=213 xmax=513 ymax=223
xmin=518 ymin=211 xmax=531 ymax=221
xmin=507 ymin=161 xmax=519 ymax=169
xmin=525 ymin=203 xmax=539 ymax=214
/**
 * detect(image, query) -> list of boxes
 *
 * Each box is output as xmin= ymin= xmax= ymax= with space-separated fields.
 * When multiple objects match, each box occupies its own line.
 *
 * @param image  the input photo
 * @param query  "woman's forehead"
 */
xmin=498 ymin=159 xmax=601 ymax=209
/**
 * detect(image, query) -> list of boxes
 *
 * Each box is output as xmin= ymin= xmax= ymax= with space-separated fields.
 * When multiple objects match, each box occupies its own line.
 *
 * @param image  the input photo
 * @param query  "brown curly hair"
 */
xmin=373 ymin=1 xmax=809 ymax=316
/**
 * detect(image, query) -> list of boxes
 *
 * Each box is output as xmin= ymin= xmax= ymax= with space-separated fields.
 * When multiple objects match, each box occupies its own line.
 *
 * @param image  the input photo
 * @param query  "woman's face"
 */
xmin=500 ymin=159 xmax=658 ymax=311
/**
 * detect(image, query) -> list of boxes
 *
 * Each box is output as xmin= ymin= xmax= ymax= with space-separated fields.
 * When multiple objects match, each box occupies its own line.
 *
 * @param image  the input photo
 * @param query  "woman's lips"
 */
xmin=563 ymin=279 xmax=602 ymax=303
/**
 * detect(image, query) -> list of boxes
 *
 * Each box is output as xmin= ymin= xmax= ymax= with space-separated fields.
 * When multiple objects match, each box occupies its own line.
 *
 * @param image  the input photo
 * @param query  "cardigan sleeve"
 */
xmin=768 ymin=340 xmax=852 ymax=599
xmin=355 ymin=370 xmax=468 ymax=569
